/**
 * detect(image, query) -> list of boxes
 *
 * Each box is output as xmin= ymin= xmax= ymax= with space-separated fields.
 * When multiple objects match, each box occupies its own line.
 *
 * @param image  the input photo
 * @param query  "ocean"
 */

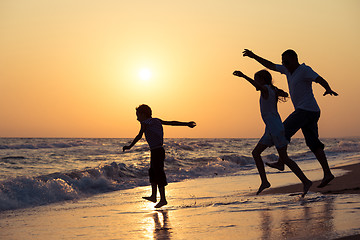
xmin=0 ymin=137 xmax=359 ymax=212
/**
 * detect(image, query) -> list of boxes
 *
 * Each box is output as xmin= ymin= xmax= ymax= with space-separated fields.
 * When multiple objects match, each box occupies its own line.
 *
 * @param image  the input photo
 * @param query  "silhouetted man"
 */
xmin=243 ymin=49 xmax=338 ymax=188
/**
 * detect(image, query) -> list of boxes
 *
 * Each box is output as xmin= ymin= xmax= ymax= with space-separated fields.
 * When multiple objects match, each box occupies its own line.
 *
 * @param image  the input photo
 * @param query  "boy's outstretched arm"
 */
xmin=160 ymin=120 xmax=196 ymax=128
xmin=314 ymin=76 xmax=338 ymax=96
xmin=243 ymin=49 xmax=277 ymax=71
xmin=123 ymin=124 xmax=145 ymax=152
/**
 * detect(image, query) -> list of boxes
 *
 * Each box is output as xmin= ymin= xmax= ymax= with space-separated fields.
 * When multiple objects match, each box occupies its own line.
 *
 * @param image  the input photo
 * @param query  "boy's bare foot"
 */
xmin=302 ymin=180 xmax=313 ymax=197
xmin=256 ymin=182 xmax=271 ymax=195
xmin=155 ymin=200 xmax=167 ymax=208
xmin=317 ymin=174 xmax=335 ymax=188
xmin=265 ymin=161 xmax=285 ymax=171
xmin=143 ymin=196 xmax=157 ymax=203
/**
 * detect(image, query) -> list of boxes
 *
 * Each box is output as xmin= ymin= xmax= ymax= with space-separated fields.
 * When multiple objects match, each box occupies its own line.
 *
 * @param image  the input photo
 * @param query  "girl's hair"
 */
xmin=255 ymin=70 xmax=289 ymax=102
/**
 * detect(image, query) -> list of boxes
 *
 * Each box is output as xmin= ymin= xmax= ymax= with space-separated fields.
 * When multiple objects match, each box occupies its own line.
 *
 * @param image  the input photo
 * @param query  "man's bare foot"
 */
xmin=143 ymin=196 xmax=157 ymax=203
xmin=155 ymin=200 xmax=167 ymax=208
xmin=265 ymin=161 xmax=285 ymax=171
xmin=256 ymin=182 xmax=271 ymax=195
xmin=317 ymin=174 xmax=335 ymax=188
xmin=302 ymin=180 xmax=313 ymax=197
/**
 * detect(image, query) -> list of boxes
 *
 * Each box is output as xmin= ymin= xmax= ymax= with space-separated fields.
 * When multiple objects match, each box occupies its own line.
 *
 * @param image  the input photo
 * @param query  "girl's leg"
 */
xmin=267 ymin=109 xmax=305 ymax=171
xmin=252 ymin=143 xmax=271 ymax=194
xmin=277 ymin=146 xmax=312 ymax=197
xmin=143 ymin=183 xmax=157 ymax=203
xmin=155 ymin=185 xmax=168 ymax=208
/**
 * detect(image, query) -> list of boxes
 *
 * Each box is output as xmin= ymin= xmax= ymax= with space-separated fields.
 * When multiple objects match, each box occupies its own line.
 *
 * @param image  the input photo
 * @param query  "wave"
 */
xmin=0 ymin=141 xmax=92 ymax=150
xmin=1 ymin=138 xmax=359 ymax=212
xmin=0 ymin=162 xmax=147 ymax=212
xmin=0 ymin=154 xmax=254 ymax=212
xmin=326 ymin=139 xmax=360 ymax=153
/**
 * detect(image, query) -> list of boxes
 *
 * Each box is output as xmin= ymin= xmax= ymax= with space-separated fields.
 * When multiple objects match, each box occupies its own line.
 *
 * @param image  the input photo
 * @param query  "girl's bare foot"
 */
xmin=155 ymin=200 xmax=167 ymax=208
xmin=302 ymin=180 xmax=313 ymax=197
xmin=143 ymin=196 xmax=157 ymax=203
xmin=256 ymin=182 xmax=271 ymax=195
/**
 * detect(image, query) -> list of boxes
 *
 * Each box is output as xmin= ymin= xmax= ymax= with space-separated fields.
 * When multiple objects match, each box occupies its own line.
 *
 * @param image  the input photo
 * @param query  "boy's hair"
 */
xmin=255 ymin=69 xmax=289 ymax=102
xmin=282 ymin=49 xmax=298 ymax=61
xmin=136 ymin=104 xmax=152 ymax=118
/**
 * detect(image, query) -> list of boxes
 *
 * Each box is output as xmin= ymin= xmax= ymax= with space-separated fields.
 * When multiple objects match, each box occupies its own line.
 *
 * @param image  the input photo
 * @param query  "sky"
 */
xmin=1 ymin=0 xmax=359 ymax=138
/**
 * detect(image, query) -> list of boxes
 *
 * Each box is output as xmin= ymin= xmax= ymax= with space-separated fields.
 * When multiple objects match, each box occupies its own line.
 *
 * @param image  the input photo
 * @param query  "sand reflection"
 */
xmin=259 ymin=197 xmax=335 ymax=239
xmin=152 ymin=210 xmax=171 ymax=240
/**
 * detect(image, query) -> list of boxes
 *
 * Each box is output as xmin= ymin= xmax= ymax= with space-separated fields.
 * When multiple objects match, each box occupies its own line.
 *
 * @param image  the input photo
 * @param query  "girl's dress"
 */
xmin=258 ymin=85 xmax=288 ymax=149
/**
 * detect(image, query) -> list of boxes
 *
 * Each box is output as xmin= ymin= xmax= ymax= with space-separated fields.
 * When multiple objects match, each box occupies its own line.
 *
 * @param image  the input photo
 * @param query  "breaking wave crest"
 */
xmin=0 ymin=154 xmax=253 ymax=211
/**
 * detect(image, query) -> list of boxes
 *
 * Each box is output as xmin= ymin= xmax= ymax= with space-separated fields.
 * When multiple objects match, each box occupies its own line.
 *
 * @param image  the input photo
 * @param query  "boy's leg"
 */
xmin=146 ymin=147 xmax=168 ymax=203
xmin=151 ymin=148 xmax=168 ymax=187
xmin=277 ymin=146 xmax=312 ymax=197
xmin=252 ymin=143 xmax=271 ymax=194
xmin=155 ymin=185 xmax=167 ymax=208
xmin=143 ymin=183 xmax=157 ymax=203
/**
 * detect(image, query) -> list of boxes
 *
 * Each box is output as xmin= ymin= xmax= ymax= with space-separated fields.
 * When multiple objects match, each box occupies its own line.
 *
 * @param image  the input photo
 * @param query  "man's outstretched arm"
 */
xmin=314 ymin=76 xmax=338 ymax=96
xmin=243 ymin=49 xmax=277 ymax=71
xmin=233 ymin=70 xmax=267 ymax=93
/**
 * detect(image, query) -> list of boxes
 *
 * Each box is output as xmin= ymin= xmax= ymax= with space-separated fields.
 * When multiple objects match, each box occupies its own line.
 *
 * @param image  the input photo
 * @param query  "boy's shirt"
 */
xmin=142 ymin=118 xmax=164 ymax=150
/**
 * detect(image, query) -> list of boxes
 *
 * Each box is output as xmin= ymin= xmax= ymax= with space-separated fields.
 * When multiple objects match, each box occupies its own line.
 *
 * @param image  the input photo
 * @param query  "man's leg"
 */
xmin=301 ymin=111 xmax=334 ymax=188
xmin=313 ymin=148 xmax=334 ymax=187
xmin=277 ymin=146 xmax=312 ymax=197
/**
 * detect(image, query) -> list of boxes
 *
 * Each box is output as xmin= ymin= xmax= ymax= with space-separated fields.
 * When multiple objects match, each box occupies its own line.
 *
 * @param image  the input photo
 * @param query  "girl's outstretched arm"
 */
xmin=233 ymin=71 xmax=267 ymax=93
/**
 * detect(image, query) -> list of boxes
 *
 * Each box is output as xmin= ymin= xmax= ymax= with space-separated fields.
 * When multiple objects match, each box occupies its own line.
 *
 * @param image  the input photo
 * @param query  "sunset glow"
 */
xmin=0 ymin=0 xmax=359 ymax=138
xmin=138 ymin=68 xmax=152 ymax=81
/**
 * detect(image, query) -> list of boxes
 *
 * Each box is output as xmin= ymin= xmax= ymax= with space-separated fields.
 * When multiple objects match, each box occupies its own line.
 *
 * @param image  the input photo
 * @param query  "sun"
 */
xmin=138 ymin=68 xmax=152 ymax=81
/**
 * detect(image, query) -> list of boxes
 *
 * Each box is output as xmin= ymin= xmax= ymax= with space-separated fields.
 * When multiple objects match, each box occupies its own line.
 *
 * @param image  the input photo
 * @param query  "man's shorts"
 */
xmin=283 ymin=108 xmax=324 ymax=152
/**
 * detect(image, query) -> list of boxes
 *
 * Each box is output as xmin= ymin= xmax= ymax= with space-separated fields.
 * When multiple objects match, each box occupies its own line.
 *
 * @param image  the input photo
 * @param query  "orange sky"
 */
xmin=1 ymin=0 xmax=359 ymax=138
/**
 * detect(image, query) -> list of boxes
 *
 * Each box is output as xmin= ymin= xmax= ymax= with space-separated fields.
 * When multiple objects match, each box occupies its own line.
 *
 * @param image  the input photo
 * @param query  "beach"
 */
xmin=265 ymin=163 xmax=360 ymax=196
xmin=1 ymin=160 xmax=359 ymax=239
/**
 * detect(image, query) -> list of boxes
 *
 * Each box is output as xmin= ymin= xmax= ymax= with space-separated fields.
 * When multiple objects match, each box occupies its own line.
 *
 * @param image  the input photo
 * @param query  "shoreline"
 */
xmin=264 ymin=162 xmax=360 ymax=195
xmin=0 ymin=162 xmax=359 ymax=239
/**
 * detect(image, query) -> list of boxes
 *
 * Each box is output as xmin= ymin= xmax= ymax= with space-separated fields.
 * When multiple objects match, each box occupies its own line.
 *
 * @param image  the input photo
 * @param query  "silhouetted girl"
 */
xmin=233 ymin=69 xmax=312 ymax=196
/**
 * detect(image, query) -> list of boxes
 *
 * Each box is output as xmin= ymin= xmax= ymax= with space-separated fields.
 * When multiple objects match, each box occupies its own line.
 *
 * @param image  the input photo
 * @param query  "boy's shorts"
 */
xmin=149 ymin=147 xmax=167 ymax=186
xmin=283 ymin=109 xmax=324 ymax=152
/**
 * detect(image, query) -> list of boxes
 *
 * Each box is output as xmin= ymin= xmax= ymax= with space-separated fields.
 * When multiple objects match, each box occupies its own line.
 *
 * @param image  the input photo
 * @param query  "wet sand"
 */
xmin=0 ymin=162 xmax=359 ymax=239
xmin=264 ymin=163 xmax=360 ymax=195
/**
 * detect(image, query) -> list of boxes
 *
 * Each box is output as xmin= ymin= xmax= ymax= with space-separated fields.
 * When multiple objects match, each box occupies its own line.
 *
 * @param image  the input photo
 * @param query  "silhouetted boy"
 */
xmin=123 ymin=104 xmax=196 ymax=208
